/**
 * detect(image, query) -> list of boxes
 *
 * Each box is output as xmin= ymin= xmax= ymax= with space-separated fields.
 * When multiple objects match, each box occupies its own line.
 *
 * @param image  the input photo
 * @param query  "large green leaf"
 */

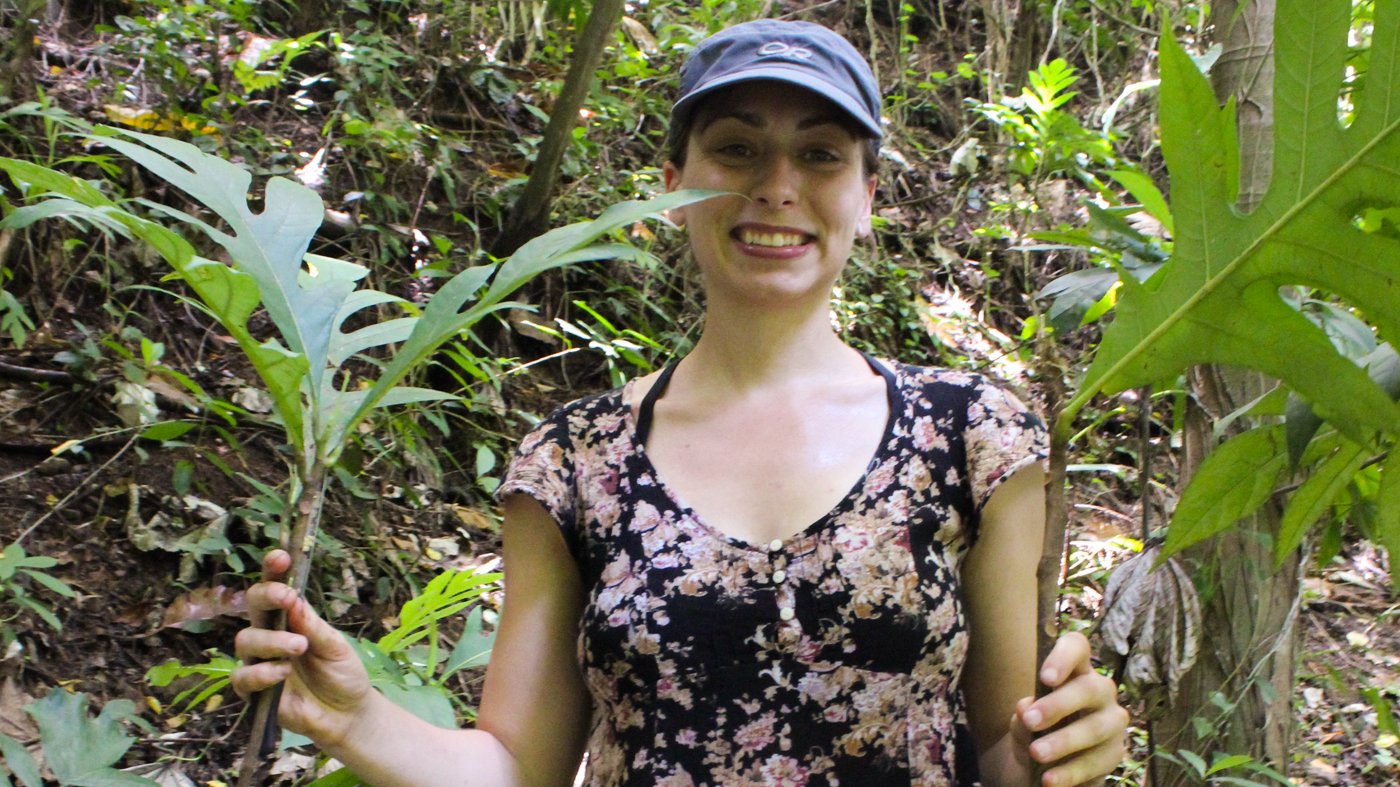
xmin=1275 ymin=439 xmax=1370 ymax=563
xmin=0 ymin=178 xmax=310 ymax=449
xmin=1070 ymin=0 xmax=1400 ymax=446
xmin=1162 ymin=426 xmax=1289 ymax=558
xmin=25 ymin=691 xmax=157 ymax=787
xmin=91 ymin=128 xmax=355 ymax=394
xmin=1377 ymin=452 xmax=1400 ymax=582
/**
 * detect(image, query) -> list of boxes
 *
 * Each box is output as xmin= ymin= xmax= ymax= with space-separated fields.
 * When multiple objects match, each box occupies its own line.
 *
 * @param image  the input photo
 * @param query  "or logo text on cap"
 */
xmin=757 ymin=41 xmax=814 ymax=61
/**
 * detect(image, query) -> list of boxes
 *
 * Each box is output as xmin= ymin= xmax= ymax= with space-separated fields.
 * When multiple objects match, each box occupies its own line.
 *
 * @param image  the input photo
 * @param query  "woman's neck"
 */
xmin=678 ymin=293 xmax=865 ymax=393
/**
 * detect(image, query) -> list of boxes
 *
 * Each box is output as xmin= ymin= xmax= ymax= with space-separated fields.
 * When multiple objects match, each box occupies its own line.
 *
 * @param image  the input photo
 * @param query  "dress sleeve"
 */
xmin=963 ymin=379 xmax=1049 ymax=513
xmin=495 ymin=407 xmax=579 ymax=542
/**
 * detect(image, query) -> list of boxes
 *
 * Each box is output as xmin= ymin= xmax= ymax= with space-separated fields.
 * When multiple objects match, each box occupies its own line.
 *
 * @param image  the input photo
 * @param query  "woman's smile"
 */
xmin=731 ymin=222 xmax=816 ymax=259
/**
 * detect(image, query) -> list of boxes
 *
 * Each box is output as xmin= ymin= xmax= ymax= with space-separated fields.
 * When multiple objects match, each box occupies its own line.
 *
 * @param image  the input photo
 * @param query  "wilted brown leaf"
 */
xmin=161 ymin=586 xmax=248 ymax=630
xmin=1095 ymin=545 xmax=1202 ymax=701
xmin=0 ymin=678 xmax=38 ymax=742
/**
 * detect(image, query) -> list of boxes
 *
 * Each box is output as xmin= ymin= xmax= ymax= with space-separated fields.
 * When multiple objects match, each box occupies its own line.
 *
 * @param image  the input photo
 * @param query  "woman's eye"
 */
xmin=717 ymin=143 xmax=753 ymax=157
xmin=803 ymin=149 xmax=841 ymax=163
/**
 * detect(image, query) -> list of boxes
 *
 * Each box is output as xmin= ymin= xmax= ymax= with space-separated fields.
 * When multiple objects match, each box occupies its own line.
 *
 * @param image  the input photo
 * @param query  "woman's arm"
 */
xmin=477 ymin=494 xmax=593 ymax=787
xmin=961 ymin=464 xmax=1128 ymax=787
xmin=231 ymin=495 xmax=589 ymax=787
xmin=961 ymin=464 xmax=1042 ymax=783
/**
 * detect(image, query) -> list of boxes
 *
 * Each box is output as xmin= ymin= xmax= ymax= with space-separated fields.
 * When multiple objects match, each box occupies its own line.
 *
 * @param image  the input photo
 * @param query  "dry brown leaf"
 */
xmin=1095 ymin=545 xmax=1202 ymax=700
xmin=0 ymin=677 xmax=38 ymax=742
xmin=1099 ymin=546 xmax=1155 ymax=656
xmin=161 ymin=586 xmax=248 ymax=630
xmin=620 ymin=16 xmax=658 ymax=53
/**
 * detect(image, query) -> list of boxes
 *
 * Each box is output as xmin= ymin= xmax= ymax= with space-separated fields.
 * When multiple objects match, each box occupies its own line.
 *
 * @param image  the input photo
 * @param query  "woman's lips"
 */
xmin=730 ymin=226 xmax=815 ymax=259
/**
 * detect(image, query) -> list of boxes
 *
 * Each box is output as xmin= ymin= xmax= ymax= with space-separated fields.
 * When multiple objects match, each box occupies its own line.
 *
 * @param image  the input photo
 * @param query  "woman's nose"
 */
xmin=750 ymin=156 xmax=799 ymax=207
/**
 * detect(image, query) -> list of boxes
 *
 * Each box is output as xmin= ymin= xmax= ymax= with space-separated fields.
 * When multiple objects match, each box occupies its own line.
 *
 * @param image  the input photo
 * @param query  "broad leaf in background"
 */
xmin=1161 ymin=426 xmax=1289 ymax=557
xmin=1033 ymin=203 xmax=1168 ymax=332
xmin=1052 ymin=0 xmax=1400 ymax=570
xmin=441 ymin=606 xmax=497 ymax=678
xmin=1075 ymin=0 xmax=1400 ymax=446
xmin=91 ymin=128 xmax=355 ymax=397
xmin=24 ymin=691 xmax=156 ymax=787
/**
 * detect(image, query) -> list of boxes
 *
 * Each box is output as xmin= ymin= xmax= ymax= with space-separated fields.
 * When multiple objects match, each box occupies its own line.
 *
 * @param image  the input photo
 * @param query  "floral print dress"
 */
xmin=497 ymin=358 xmax=1048 ymax=787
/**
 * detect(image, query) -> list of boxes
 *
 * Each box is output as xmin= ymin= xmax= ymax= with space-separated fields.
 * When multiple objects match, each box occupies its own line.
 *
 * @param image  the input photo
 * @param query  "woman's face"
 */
xmin=663 ymin=82 xmax=877 ymax=309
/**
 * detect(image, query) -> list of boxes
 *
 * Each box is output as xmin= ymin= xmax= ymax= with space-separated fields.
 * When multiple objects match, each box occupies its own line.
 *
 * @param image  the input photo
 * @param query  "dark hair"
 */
xmin=665 ymin=90 xmax=881 ymax=178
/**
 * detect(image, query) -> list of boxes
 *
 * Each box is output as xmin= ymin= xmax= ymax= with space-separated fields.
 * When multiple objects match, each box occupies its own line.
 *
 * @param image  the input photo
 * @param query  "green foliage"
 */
xmin=284 ymin=570 xmax=500 ymax=757
xmin=0 ymin=131 xmax=719 ymax=469
xmin=1033 ymin=203 xmax=1169 ymax=333
xmin=0 ymin=691 xmax=155 ymax=787
xmin=1060 ymin=0 xmax=1400 ymax=569
xmin=145 ymin=652 xmax=238 ymax=717
xmin=0 ymin=286 xmax=34 ymax=347
xmin=1154 ymin=748 xmax=1292 ymax=786
xmin=1162 ymin=427 xmax=1289 ymax=558
xmin=970 ymin=59 xmax=1119 ymax=189
xmin=0 ymin=542 xmax=75 ymax=636
xmin=377 ymin=569 xmax=498 ymax=653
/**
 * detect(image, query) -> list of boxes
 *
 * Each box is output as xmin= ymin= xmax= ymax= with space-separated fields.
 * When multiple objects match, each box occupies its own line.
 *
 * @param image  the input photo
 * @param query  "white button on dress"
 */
xmin=779 ymin=607 xmax=795 ymax=621
xmin=768 ymin=539 xmax=783 ymax=552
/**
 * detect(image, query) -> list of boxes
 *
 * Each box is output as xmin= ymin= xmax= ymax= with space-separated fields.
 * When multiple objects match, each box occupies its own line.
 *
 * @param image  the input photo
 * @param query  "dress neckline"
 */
xmin=625 ymin=354 xmax=902 ymax=552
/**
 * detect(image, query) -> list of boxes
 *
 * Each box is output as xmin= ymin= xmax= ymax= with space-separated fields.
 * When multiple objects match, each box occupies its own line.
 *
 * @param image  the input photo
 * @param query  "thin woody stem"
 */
xmin=235 ymin=461 xmax=329 ymax=787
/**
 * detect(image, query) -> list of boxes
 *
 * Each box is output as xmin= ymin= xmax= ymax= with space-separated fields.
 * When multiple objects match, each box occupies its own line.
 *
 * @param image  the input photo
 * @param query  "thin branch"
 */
xmin=0 ymin=360 xmax=75 ymax=384
xmin=16 ymin=432 xmax=139 ymax=543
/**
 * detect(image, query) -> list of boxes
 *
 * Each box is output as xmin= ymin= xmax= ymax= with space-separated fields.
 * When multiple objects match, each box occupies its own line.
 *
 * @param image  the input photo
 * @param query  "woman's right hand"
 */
xmin=231 ymin=549 xmax=372 ymax=748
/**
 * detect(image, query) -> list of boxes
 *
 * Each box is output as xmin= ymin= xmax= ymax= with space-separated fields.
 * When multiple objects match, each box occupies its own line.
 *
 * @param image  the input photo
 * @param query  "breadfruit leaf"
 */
xmin=0 ymin=170 xmax=309 ymax=449
xmin=1161 ymin=426 xmax=1289 ymax=559
xmin=1073 ymin=0 xmax=1400 ymax=446
xmin=91 ymin=128 xmax=354 ymax=395
xmin=25 ymin=691 xmax=156 ymax=787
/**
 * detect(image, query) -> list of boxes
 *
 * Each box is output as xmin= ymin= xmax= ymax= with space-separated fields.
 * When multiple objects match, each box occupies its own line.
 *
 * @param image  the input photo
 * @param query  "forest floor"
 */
xmin=0 ymin=402 xmax=1396 ymax=785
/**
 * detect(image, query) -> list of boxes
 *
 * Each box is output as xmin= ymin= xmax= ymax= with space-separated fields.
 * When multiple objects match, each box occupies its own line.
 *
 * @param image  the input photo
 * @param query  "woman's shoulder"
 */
xmin=879 ymin=359 xmax=1006 ymax=395
xmin=878 ymin=359 xmax=1043 ymax=421
xmin=516 ymin=382 xmax=632 ymax=445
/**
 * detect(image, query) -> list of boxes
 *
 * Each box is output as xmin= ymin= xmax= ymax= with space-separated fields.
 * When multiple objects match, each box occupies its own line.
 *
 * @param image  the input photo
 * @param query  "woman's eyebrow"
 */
xmin=698 ymin=110 xmax=764 ymax=133
xmin=796 ymin=115 xmax=847 ymax=130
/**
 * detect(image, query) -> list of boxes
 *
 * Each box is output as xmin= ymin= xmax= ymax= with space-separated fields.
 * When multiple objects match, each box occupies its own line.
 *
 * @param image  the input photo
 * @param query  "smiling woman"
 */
xmin=230 ymin=18 xmax=1129 ymax=787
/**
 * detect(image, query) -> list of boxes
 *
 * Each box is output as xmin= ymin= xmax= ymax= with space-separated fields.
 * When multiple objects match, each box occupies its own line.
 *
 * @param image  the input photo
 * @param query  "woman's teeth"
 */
xmin=740 ymin=229 xmax=806 ymax=247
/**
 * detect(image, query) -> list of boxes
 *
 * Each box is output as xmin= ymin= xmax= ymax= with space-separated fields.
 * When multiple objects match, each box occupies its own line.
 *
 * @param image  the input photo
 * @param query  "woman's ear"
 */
xmin=662 ymin=160 xmax=687 ymax=228
xmin=854 ymin=173 xmax=877 ymax=238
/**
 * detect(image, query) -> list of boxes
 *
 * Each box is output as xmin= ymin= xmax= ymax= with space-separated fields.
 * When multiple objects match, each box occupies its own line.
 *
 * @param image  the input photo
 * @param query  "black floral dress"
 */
xmin=497 ymin=358 xmax=1047 ymax=787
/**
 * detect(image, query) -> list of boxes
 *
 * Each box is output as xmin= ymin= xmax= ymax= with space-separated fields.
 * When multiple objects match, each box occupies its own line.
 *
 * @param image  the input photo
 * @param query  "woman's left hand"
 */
xmin=1012 ymin=631 xmax=1129 ymax=787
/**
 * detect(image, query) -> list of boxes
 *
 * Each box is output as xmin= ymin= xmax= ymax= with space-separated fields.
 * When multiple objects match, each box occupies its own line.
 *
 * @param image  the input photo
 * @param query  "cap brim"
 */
xmin=672 ymin=65 xmax=882 ymax=139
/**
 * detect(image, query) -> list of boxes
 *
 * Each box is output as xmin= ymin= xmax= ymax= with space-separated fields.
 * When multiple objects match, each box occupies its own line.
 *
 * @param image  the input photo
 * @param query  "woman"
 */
xmin=232 ymin=19 xmax=1128 ymax=787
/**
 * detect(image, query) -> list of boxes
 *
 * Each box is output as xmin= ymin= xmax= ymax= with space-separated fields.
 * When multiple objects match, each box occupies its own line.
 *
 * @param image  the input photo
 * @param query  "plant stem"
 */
xmin=236 ymin=459 xmax=329 ymax=787
xmin=1139 ymin=385 xmax=1152 ymax=542
xmin=1038 ymin=367 xmax=1070 ymax=691
xmin=1036 ymin=352 xmax=1070 ymax=787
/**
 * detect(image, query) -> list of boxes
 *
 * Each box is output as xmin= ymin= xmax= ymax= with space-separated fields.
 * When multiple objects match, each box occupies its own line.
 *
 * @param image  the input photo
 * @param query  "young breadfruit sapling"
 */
xmin=0 ymin=129 xmax=723 ymax=783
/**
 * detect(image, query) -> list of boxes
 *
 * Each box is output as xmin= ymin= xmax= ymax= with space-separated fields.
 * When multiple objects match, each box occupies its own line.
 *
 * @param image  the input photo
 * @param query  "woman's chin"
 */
xmin=707 ymin=272 xmax=835 ymax=310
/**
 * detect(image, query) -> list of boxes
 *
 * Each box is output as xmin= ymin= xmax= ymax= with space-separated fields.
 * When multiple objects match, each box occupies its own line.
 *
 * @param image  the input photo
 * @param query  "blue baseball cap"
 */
xmin=672 ymin=20 xmax=883 ymax=140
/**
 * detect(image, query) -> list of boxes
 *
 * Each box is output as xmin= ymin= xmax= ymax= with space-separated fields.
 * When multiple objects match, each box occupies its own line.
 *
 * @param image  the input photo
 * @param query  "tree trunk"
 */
xmin=1209 ymin=0 xmax=1276 ymax=214
xmin=0 ymin=0 xmax=45 ymax=99
xmin=1006 ymin=0 xmax=1043 ymax=91
xmin=1152 ymin=3 xmax=1298 ymax=781
xmin=489 ymin=0 xmax=626 ymax=259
